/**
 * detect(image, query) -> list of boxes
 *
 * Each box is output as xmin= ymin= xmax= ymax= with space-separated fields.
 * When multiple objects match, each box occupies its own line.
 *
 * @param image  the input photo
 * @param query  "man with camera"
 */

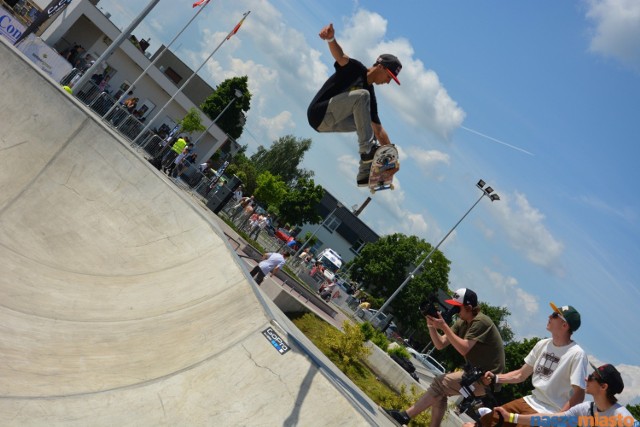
xmin=384 ymin=288 xmax=505 ymax=427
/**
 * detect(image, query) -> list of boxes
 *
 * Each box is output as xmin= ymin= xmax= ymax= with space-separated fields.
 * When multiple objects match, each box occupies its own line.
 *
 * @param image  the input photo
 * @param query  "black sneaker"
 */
xmin=360 ymin=143 xmax=379 ymax=163
xmin=356 ymin=177 xmax=369 ymax=187
xmin=382 ymin=408 xmax=411 ymax=426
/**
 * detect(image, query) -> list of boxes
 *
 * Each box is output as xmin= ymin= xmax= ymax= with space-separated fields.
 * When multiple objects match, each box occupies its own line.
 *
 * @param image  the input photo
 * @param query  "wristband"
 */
xmin=514 ymin=414 xmax=519 ymax=424
xmin=509 ymin=413 xmax=515 ymax=423
xmin=494 ymin=374 xmax=499 ymax=384
xmin=326 ymin=37 xmax=335 ymax=43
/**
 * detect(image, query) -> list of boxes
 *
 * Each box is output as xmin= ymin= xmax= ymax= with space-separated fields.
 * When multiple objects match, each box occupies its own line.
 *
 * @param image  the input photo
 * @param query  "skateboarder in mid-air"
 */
xmin=307 ymin=23 xmax=402 ymax=187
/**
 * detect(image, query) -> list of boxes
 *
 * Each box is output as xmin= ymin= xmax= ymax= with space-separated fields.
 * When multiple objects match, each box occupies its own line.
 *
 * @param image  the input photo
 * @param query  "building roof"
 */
xmin=316 ymin=191 xmax=379 ymax=245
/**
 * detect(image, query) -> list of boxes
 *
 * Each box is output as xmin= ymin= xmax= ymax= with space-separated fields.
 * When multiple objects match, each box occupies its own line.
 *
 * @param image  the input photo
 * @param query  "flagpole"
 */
xmin=71 ymin=0 xmax=161 ymax=95
xmin=103 ymin=0 xmax=215 ymax=120
xmin=131 ymin=11 xmax=251 ymax=147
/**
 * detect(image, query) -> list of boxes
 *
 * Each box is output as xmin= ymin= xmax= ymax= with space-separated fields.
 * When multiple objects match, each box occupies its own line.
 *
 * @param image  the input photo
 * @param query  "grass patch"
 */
xmin=291 ymin=312 xmax=432 ymax=426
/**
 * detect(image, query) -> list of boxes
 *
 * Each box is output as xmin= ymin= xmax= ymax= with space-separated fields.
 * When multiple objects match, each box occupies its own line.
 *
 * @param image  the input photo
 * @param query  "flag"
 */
xmin=192 ymin=0 xmax=209 ymax=7
xmin=226 ymin=13 xmax=248 ymax=40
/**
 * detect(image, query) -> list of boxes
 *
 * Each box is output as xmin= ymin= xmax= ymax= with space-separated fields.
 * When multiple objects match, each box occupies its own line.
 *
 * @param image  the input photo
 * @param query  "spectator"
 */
xmin=384 ymin=288 xmax=505 ymax=427
xmin=478 ymin=302 xmax=588 ymax=427
xmin=249 ymin=252 xmax=291 ymax=285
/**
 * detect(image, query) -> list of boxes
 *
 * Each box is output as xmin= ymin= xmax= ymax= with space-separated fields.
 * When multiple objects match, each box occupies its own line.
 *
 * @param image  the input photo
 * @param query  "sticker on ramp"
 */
xmin=261 ymin=327 xmax=290 ymax=355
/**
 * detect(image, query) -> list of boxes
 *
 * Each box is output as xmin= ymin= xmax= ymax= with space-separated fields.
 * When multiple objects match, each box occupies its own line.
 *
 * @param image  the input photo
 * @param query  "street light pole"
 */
xmin=371 ymin=179 xmax=500 ymax=326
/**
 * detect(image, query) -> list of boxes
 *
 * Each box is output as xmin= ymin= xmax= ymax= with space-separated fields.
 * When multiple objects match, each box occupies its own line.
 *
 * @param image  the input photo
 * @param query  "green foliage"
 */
xmin=225 ymin=152 xmax=258 ymax=194
xmin=250 ymin=135 xmax=314 ymax=186
xmin=387 ymin=345 xmax=410 ymax=359
xmin=200 ymin=76 xmax=250 ymax=140
xmin=497 ymin=337 xmax=541 ymax=403
xmin=178 ymin=107 xmax=206 ymax=134
xmin=378 ymin=384 xmax=432 ymax=427
xmin=291 ymin=313 xmax=432 ymax=427
xmin=371 ymin=330 xmax=390 ymax=351
xmin=479 ymin=302 xmax=515 ymax=344
xmin=347 ymin=233 xmax=451 ymax=338
xmin=254 ymin=171 xmax=288 ymax=209
xmin=324 ymin=321 xmax=371 ymax=365
xmin=277 ymin=176 xmax=324 ymax=226
xmin=626 ymin=404 xmax=640 ymax=419
xmin=359 ymin=322 xmax=376 ymax=341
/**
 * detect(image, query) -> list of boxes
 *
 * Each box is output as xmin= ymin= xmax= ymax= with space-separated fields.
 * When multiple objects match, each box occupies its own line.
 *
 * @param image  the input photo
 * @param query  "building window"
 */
xmin=323 ymin=216 xmax=341 ymax=233
xmin=164 ymin=67 xmax=182 ymax=85
xmin=310 ymin=239 xmax=323 ymax=254
xmin=350 ymin=239 xmax=366 ymax=254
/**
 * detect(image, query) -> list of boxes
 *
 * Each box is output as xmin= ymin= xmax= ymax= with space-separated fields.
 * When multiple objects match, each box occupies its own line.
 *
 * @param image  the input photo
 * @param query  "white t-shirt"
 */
xmin=523 ymin=338 xmax=589 ymax=412
xmin=563 ymin=401 xmax=637 ymax=427
xmin=258 ymin=253 xmax=286 ymax=274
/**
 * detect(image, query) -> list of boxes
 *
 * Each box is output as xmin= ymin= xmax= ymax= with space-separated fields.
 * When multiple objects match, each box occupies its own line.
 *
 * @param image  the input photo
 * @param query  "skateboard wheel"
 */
xmin=370 ymin=189 xmax=375 ymax=194
xmin=390 ymin=184 xmax=395 ymax=190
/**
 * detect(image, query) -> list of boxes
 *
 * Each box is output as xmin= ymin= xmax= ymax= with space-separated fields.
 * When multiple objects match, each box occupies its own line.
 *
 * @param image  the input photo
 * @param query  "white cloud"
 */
xmin=493 ymin=192 xmax=565 ymax=275
xmin=484 ymin=267 xmax=540 ymax=337
xmin=339 ymin=10 xmax=466 ymax=139
xmin=404 ymin=146 xmax=450 ymax=179
xmin=586 ymin=0 xmax=640 ymax=71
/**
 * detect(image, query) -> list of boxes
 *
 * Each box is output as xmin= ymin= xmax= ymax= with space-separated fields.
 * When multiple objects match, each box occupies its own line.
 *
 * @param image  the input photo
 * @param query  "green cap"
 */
xmin=550 ymin=302 xmax=581 ymax=332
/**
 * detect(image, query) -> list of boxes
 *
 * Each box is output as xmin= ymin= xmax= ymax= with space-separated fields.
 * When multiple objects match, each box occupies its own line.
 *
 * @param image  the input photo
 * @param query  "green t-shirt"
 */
xmin=451 ymin=312 xmax=505 ymax=374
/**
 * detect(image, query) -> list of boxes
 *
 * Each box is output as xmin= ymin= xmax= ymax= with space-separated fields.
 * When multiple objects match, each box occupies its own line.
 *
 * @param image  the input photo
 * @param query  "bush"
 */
xmin=325 ymin=320 xmax=371 ymax=365
xmin=387 ymin=345 xmax=410 ymax=359
xmin=359 ymin=322 xmax=389 ymax=351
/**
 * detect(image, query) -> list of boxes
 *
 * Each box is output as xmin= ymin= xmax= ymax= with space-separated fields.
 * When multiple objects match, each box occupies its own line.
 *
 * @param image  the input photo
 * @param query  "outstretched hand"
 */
xmin=494 ymin=406 xmax=509 ymax=419
xmin=427 ymin=312 xmax=447 ymax=330
xmin=319 ymin=23 xmax=335 ymax=41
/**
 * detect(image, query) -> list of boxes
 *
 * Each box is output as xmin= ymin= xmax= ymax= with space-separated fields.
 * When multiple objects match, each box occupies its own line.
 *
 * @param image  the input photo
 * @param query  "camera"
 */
xmin=419 ymin=293 xmax=459 ymax=323
xmin=457 ymin=363 xmax=499 ymax=423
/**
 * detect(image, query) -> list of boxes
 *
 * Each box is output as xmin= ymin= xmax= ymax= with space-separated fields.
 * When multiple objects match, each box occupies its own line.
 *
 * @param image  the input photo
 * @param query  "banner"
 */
xmin=17 ymin=35 xmax=73 ymax=81
xmin=14 ymin=0 xmax=73 ymax=45
xmin=0 ymin=5 xmax=26 ymax=43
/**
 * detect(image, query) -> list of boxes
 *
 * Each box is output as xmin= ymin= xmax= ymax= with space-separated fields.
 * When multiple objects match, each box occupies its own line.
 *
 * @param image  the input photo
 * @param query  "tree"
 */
xmin=225 ymin=152 xmax=258 ymax=195
xmin=178 ymin=107 xmax=206 ymax=135
xmin=497 ymin=337 xmax=541 ymax=403
xmin=250 ymin=135 xmax=314 ymax=186
xmin=626 ymin=404 xmax=640 ymax=420
xmin=253 ymin=171 xmax=287 ymax=210
xmin=200 ymin=76 xmax=250 ymax=140
xmin=347 ymin=233 xmax=451 ymax=332
xmin=479 ymin=303 xmax=515 ymax=344
xmin=277 ymin=177 xmax=324 ymax=226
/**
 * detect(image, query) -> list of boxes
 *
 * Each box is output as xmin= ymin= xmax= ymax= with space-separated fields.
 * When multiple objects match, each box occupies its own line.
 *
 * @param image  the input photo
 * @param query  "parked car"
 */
xmin=406 ymin=347 xmax=446 ymax=375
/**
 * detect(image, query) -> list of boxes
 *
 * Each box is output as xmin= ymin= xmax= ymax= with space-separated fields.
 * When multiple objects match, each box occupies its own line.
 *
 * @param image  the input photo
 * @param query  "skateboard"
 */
xmin=368 ymin=144 xmax=399 ymax=193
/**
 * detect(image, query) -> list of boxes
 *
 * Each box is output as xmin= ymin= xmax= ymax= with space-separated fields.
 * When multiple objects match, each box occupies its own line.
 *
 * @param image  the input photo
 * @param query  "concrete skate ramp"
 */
xmin=0 ymin=40 xmax=379 ymax=426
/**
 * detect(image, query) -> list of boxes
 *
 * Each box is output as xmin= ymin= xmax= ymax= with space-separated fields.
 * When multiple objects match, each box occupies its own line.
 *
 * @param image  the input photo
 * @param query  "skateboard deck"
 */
xmin=368 ymin=144 xmax=399 ymax=193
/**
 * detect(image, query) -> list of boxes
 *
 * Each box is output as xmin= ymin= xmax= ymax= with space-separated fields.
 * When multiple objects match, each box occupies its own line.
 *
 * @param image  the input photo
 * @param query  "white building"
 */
xmin=38 ymin=0 xmax=240 ymax=161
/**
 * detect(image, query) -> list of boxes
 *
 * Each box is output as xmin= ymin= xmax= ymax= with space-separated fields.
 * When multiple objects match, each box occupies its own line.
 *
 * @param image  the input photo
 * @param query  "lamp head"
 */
xmin=489 ymin=194 xmax=500 ymax=202
xmin=477 ymin=179 xmax=486 ymax=189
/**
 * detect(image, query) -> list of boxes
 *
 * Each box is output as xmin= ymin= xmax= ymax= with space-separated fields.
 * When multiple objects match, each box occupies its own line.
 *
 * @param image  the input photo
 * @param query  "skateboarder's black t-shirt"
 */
xmin=307 ymin=58 xmax=380 ymax=130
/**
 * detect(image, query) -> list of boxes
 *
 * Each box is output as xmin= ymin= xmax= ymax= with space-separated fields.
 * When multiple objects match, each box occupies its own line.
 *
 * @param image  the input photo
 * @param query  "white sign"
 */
xmin=0 ymin=6 xmax=26 ymax=43
xmin=17 ymin=35 xmax=72 ymax=82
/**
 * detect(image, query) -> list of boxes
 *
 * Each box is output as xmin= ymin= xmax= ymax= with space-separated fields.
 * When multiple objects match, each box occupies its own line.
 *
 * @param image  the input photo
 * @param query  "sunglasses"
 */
xmin=551 ymin=312 xmax=567 ymax=322
xmin=587 ymin=372 xmax=604 ymax=383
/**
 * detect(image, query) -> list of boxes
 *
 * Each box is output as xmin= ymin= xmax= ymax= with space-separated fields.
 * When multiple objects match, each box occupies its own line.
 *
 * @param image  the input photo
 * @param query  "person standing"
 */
xmin=307 ymin=23 xmax=402 ymax=187
xmin=249 ymin=252 xmax=291 ymax=285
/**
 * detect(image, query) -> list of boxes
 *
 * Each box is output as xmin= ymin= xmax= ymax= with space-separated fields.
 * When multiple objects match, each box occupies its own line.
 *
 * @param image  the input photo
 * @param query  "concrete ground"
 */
xmin=0 ymin=38 xmax=399 ymax=426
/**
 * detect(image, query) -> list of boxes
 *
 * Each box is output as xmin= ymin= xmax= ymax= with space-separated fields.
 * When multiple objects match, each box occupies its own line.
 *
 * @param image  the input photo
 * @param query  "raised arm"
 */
xmin=319 ymin=23 xmax=349 ymax=67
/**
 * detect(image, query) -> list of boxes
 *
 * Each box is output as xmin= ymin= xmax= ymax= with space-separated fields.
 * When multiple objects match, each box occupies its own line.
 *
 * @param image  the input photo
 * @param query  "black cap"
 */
xmin=375 ymin=54 xmax=402 ymax=84
xmin=590 ymin=363 xmax=624 ymax=395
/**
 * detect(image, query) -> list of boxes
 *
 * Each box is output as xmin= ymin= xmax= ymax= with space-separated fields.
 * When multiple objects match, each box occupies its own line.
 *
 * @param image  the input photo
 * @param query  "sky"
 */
xmin=95 ymin=0 xmax=640 ymax=404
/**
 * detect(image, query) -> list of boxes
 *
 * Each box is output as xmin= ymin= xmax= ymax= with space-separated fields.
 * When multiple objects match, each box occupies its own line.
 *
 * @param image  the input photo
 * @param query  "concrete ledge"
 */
xmin=362 ymin=341 xmax=426 ymax=394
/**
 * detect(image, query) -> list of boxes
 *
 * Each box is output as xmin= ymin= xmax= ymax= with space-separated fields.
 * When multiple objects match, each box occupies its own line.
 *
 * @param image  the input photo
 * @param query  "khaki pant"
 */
xmin=480 ymin=397 xmax=536 ymax=427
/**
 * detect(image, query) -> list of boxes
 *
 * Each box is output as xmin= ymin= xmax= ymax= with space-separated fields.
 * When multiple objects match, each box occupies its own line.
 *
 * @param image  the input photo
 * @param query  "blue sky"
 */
xmin=96 ymin=0 xmax=640 ymax=403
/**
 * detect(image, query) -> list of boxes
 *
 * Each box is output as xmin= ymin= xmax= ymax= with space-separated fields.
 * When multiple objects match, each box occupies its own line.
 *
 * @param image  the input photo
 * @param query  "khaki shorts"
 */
xmin=426 ymin=370 xmax=487 ymax=399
